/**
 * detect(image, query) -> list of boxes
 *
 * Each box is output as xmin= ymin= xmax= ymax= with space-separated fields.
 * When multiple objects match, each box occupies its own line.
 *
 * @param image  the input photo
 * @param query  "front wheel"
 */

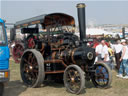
xmin=91 ymin=62 xmax=112 ymax=88
xmin=64 ymin=65 xmax=85 ymax=94
xmin=0 ymin=83 xmax=4 ymax=96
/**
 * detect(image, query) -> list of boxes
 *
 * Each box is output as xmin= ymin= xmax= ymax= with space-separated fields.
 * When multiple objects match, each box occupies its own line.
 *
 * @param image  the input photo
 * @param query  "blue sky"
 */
xmin=1 ymin=0 xmax=128 ymax=25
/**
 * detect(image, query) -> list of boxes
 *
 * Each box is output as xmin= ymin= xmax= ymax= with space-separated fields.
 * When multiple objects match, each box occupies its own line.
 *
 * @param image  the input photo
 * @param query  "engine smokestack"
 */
xmin=76 ymin=3 xmax=86 ymax=41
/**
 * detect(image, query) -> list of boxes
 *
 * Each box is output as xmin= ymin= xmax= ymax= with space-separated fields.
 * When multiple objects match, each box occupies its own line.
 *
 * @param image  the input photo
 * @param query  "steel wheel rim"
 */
xmin=94 ymin=65 xmax=109 ymax=87
xmin=65 ymin=67 xmax=81 ymax=92
xmin=12 ymin=43 xmax=24 ymax=63
xmin=21 ymin=52 xmax=39 ymax=86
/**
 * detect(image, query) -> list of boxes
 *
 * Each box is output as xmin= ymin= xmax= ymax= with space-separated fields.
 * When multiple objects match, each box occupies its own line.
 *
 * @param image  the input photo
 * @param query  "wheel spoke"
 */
xmin=23 ymin=59 xmax=31 ymax=65
xmin=67 ymin=70 xmax=73 ymax=78
xmin=28 ymin=53 xmax=32 ymax=64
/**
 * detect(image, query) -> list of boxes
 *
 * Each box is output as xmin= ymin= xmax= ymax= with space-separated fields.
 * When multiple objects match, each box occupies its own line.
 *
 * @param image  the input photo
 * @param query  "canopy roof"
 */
xmin=14 ymin=13 xmax=75 ymax=29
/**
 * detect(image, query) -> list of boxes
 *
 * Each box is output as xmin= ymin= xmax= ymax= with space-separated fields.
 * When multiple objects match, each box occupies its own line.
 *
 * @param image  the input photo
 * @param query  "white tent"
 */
xmin=86 ymin=28 xmax=111 ymax=35
xmin=75 ymin=28 xmax=113 ymax=36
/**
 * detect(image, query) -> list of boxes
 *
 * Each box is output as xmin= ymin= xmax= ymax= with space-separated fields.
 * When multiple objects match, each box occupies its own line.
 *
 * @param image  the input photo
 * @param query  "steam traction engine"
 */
xmin=10 ymin=4 xmax=112 ymax=94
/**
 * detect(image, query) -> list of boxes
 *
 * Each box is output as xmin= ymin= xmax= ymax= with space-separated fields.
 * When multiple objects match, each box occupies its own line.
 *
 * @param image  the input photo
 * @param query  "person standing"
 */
xmin=108 ymin=44 xmax=114 ymax=69
xmin=117 ymin=39 xmax=128 ymax=79
xmin=95 ymin=40 xmax=110 ymax=62
xmin=113 ymin=40 xmax=123 ymax=70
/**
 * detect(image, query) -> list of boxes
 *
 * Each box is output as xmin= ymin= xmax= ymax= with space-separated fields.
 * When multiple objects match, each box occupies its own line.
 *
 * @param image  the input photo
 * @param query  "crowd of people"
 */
xmin=94 ymin=39 xmax=128 ymax=79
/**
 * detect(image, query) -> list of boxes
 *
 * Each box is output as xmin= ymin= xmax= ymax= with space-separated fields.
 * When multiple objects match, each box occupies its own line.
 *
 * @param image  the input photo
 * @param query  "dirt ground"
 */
xmin=3 ymin=60 xmax=128 ymax=96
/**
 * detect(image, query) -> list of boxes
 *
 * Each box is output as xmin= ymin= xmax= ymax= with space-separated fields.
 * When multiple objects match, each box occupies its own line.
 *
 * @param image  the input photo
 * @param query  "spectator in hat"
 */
xmin=117 ymin=39 xmax=128 ymax=79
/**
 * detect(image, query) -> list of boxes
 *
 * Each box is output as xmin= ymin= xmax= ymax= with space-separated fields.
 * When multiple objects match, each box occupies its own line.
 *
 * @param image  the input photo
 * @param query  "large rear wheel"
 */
xmin=91 ymin=62 xmax=112 ymax=88
xmin=64 ymin=65 xmax=85 ymax=94
xmin=20 ymin=49 xmax=45 ymax=87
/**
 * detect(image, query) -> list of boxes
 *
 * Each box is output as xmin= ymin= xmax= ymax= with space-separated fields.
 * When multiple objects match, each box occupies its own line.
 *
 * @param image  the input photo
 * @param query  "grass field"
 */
xmin=3 ymin=60 xmax=128 ymax=96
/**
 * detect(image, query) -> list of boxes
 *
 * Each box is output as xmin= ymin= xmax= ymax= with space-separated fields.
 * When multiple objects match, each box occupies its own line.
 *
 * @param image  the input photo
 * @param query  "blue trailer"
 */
xmin=0 ymin=18 xmax=10 ymax=96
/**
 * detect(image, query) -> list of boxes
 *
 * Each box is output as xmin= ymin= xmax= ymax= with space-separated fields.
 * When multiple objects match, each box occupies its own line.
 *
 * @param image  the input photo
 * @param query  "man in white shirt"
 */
xmin=113 ymin=40 xmax=123 ymax=70
xmin=95 ymin=40 xmax=109 ymax=62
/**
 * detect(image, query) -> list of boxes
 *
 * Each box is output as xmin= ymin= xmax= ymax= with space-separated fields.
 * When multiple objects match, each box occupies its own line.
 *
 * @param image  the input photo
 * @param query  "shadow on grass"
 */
xmin=43 ymin=80 xmax=95 ymax=88
xmin=42 ymin=80 xmax=96 ymax=94
xmin=43 ymin=80 xmax=87 ymax=94
xmin=85 ymin=80 xmax=95 ymax=89
xmin=3 ymin=80 xmax=27 ymax=96
xmin=43 ymin=80 xmax=64 ymax=88
xmin=86 ymin=80 xmax=112 ymax=89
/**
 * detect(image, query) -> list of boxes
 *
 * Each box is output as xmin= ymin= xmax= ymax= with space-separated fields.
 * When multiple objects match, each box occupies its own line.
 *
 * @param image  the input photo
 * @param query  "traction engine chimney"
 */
xmin=77 ymin=3 xmax=86 ymax=42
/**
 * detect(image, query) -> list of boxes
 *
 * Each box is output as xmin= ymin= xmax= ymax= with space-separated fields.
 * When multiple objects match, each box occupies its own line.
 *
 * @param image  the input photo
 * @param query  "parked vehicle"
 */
xmin=0 ymin=18 xmax=10 ymax=96
xmin=10 ymin=3 xmax=112 ymax=94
